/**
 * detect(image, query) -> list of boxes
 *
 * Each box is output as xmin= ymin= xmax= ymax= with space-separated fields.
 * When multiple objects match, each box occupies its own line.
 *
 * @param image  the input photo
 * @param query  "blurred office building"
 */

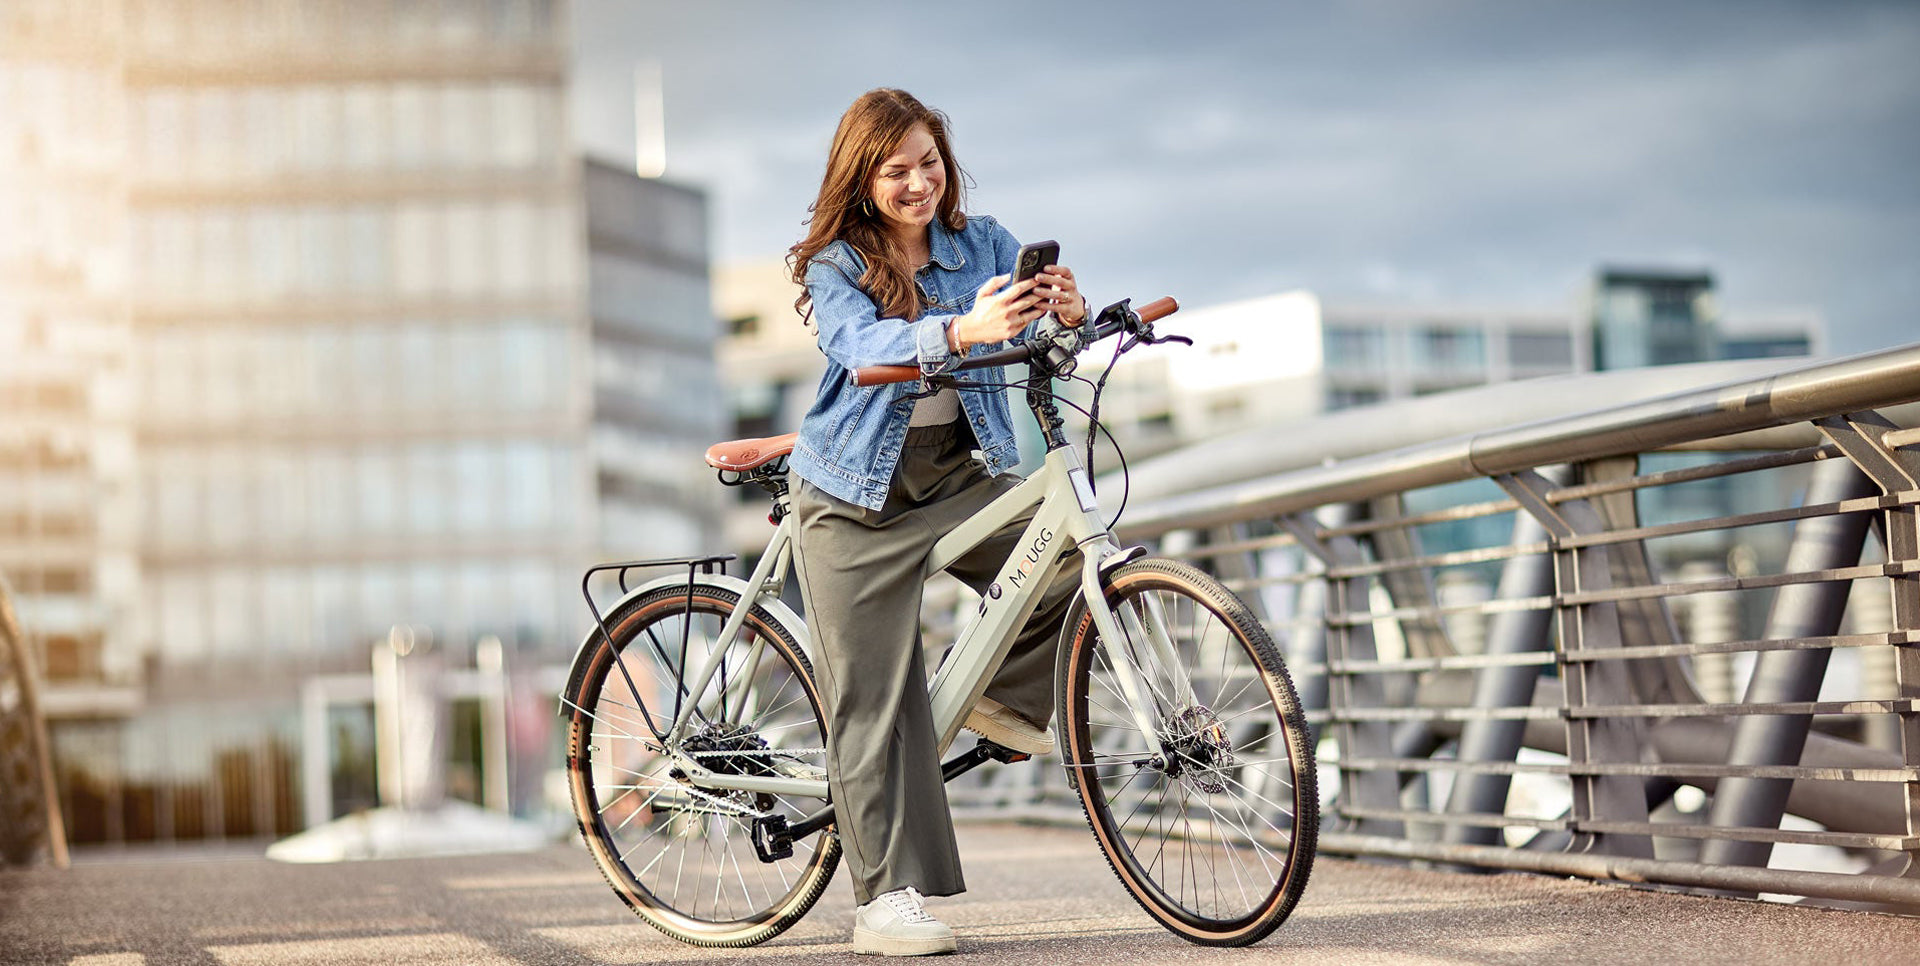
xmin=1319 ymin=300 xmax=1588 ymax=411
xmin=2 ymin=0 xmax=721 ymax=846
xmin=1591 ymin=267 xmax=1720 ymax=371
xmin=1589 ymin=266 xmax=1820 ymax=370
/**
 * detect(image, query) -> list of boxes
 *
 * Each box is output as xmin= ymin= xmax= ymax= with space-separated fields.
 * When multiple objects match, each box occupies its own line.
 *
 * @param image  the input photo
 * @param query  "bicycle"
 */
xmin=559 ymin=295 xmax=1317 ymax=948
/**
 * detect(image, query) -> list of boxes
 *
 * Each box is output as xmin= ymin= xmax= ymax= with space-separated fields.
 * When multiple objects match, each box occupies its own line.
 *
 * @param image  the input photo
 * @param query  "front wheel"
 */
xmin=1057 ymin=557 xmax=1317 ymax=946
xmin=564 ymin=580 xmax=838 ymax=947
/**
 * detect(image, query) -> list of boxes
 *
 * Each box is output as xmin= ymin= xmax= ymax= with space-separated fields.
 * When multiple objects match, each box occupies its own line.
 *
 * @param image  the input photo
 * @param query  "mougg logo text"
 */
xmin=1006 ymin=528 xmax=1054 ymax=591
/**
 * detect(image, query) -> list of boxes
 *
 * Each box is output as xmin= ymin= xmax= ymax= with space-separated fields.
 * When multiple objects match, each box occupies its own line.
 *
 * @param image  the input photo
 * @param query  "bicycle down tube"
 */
xmin=920 ymin=441 xmax=1172 ymax=762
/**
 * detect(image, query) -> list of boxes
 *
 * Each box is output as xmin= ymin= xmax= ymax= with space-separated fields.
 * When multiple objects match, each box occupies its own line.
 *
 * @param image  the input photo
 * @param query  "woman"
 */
xmin=786 ymin=88 xmax=1088 ymax=957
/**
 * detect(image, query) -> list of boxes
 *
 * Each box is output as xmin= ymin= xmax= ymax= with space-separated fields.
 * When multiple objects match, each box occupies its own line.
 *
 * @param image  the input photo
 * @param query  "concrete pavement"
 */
xmin=2 ymin=821 xmax=1916 ymax=965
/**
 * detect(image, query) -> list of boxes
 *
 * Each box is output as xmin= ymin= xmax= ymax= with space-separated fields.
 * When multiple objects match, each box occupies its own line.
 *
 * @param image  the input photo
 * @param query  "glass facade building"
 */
xmin=1591 ymin=267 xmax=1719 ymax=370
xmin=3 ymin=0 xmax=721 ymax=845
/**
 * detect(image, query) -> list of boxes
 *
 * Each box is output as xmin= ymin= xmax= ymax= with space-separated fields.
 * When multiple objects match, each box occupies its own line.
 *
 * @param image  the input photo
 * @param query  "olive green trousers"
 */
xmin=790 ymin=421 xmax=1079 ymax=904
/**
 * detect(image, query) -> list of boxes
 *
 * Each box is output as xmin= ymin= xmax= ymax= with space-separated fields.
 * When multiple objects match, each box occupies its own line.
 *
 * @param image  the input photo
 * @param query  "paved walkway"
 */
xmin=3 ymin=821 xmax=1916 ymax=965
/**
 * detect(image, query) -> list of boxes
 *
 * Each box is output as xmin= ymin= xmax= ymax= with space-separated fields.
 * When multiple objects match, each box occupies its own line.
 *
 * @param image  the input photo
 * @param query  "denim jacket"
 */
xmin=791 ymin=214 xmax=1032 ymax=510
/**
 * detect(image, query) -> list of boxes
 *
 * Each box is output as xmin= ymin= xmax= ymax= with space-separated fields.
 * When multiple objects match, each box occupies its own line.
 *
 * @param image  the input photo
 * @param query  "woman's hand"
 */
xmin=950 ymin=274 xmax=1045 ymax=351
xmin=1034 ymin=264 xmax=1087 ymax=326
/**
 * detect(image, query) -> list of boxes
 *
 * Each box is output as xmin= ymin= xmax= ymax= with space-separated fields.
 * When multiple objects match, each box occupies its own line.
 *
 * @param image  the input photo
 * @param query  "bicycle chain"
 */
xmin=683 ymin=747 xmax=827 ymax=760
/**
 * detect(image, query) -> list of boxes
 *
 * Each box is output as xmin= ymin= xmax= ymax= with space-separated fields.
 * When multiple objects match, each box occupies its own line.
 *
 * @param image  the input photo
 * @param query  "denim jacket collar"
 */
xmin=928 ymin=217 xmax=965 ymax=271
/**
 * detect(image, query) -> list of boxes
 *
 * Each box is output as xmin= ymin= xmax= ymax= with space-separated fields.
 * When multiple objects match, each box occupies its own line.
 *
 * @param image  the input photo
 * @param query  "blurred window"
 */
xmin=446 ymin=324 xmax=496 ymax=410
xmin=291 ymin=86 xmax=337 ymax=172
xmin=444 ymin=202 xmax=487 ymax=294
xmin=489 ymin=83 xmax=537 ymax=169
xmin=259 ymin=452 xmax=307 ymax=543
xmin=265 ymin=567 xmax=314 ymax=656
xmin=308 ymin=448 xmax=353 ymax=539
xmin=342 ymin=206 xmax=389 ymax=293
xmin=391 ymin=85 xmax=431 ymax=169
xmin=244 ymin=206 xmax=294 ymax=297
xmin=503 ymin=440 xmax=551 ymax=530
xmin=1508 ymin=331 xmax=1574 ymax=369
xmin=452 ymin=442 xmax=495 ymax=532
xmin=394 ymin=324 xmax=440 ymax=411
xmin=1323 ymin=326 xmax=1382 ymax=369
xmin=348 ymin=325 xmax=390 ymax=415
xmin=341 ymin=84 xmax=387 ymax=171
xmin=358 ymin=446 xmax=401 ymax=535
xmin=495 ymin=201 xmax=537 ymax=294
xmin=209 ymin=567 xmax=250 ymax=657
xmin=394 ymin=202 xmax=439 ymax=295
xmin=508 ymin=558 xmax=556 ymax=635
xmin=239 ymin=88 xmax=282 ymax=177
xmin=1418 ymin=326 xmax=1483 ymax=370
xmin=296 ymin=205 xmax=340 ymax=292
xmin=499 ymin=321 xmax=560 ymax=409
xmin=1325 ymin=386 xmax=1381 ymax=410
xmin=205 ymin=445 xmax=250 ymax=548
xmin=192 ymin=87 xmax=235 ymax=178
xmin=157 ymin=571 xmax=207 ymax=662
xmin=140 ymin=88 xmax=186 ymax=175
xmin=407 ymin=442 xmax=451 ymax=536
xmin=360 ymin=565 xmax=402 ymax=634
xmin=441 ymin=84 xmax=485 ymax=168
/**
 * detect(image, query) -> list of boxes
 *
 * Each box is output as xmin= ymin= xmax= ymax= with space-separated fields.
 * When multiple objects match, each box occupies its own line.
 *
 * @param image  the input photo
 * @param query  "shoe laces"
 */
xmin=879 ymin=887 xmax=935 ymax=924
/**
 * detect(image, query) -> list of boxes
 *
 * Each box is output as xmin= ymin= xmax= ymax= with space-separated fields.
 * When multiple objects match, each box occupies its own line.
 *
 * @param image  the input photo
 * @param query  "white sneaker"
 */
xmin=852 ymin=886 xmax=956 ymax=956
xmin=963 ymin=696 xmax=1054 ymax=756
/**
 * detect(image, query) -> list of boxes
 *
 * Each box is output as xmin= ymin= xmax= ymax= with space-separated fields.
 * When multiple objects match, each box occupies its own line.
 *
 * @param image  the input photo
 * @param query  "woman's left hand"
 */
xmin=1034 ymin=265 xmax=1088 ymax=327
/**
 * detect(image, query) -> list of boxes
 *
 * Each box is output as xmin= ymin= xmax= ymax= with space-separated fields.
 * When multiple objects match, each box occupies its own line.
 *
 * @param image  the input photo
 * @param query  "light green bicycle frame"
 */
xmin=663 ymin=440 xmax=1179 ymax=805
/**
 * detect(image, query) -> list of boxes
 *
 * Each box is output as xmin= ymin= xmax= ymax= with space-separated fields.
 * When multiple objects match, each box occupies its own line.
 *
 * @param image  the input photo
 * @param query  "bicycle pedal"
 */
xmin=978 ymin=740 xmax=1032 ymax=764
xmin=750 ymin=814 xmax=794 ymax=863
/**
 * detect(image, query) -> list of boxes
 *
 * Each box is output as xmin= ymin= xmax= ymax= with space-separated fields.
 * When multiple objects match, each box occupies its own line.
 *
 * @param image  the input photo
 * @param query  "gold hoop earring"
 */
xmin=860 ymin=198 xmax=874 ymax=217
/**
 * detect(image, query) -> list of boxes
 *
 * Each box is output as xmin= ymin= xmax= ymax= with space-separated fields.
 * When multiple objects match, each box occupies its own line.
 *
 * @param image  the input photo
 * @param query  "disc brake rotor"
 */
xmin=1163 ymin=705 xmax=1236 ymax=794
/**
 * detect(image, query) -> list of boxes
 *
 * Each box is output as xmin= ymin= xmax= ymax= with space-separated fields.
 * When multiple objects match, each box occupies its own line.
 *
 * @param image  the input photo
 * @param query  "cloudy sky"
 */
xmin=569 ymin=0 xmax=1919 ymax=354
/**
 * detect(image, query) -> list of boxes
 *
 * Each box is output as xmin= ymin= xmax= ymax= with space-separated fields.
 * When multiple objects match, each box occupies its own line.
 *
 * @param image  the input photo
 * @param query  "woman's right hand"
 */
xmin=950 ymin=274 xmax=1044 ymax=352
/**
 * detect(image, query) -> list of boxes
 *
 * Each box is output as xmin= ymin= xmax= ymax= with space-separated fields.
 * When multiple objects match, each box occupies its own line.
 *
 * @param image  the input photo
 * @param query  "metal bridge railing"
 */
xmin=946 ymin=344 xmax=1920 ymax=909
xmin=0 ymin=575 xmax=69 ymax=868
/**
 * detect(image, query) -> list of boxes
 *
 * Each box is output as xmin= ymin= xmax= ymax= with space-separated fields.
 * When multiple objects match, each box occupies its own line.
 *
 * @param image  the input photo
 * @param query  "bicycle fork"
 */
xmin=1076 ymin=543 xmax=1184 ymax=767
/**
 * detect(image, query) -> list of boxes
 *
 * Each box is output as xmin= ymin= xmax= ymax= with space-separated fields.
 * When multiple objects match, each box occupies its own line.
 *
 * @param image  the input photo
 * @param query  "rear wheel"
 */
xmin=1058 ymin=558 xmax=1316 ymax=946
xmin=564 ymin=582 xmax=837 ymax=947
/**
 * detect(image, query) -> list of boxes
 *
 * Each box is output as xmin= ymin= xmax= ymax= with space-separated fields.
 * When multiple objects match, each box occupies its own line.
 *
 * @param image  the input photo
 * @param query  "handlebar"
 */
xmin=1134 ymin=296 xmax=1178 ymax=325
xmin=849 ymin=296 xmax=1180 ymax=387
xmin=849 ymin=365 xmax=921 ymax=386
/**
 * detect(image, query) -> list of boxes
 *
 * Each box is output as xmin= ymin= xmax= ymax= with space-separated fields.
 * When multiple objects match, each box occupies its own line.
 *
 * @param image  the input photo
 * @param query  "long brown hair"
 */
xmin=788 ymin=88 xmax=970 ymax=325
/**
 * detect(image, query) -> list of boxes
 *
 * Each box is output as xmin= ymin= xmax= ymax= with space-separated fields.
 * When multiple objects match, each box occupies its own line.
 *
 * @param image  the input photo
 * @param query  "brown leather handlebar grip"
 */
xmin=850 ymin=364 xmax=921 ymax=387
xmin=1136 ymin=296 xmax=1179 ymax=324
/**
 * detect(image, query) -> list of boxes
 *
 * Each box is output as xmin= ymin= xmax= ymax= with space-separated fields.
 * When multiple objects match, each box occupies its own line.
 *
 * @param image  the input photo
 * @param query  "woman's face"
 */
xmin=868 ymin=124 xmax=945 ymax=238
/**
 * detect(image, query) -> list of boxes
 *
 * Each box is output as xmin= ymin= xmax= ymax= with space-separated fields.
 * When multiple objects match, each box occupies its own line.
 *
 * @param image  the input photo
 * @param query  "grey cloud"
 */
xmin=572 ymin=0 xmax=1920 ymax=352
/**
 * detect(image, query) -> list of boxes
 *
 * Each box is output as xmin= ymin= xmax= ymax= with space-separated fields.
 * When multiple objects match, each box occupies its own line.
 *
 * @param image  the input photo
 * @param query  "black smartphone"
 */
xmin=1011 ymin=239 xmax=1060 ymax=290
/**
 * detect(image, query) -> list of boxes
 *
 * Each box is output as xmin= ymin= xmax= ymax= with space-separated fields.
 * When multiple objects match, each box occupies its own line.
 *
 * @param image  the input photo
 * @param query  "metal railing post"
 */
xmin=1284 ymin=507 xmax=1404 ymax=836
xmin=1803 ymin=411 xmax=1920 ymax=872
xmin=1504 ymin=466 xmax=1655 ymax=859
xmin=1441 ymin=507 xmax=1556 ymax=845
xmin=1699 ymin=457 xmax=1878 ymax=868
